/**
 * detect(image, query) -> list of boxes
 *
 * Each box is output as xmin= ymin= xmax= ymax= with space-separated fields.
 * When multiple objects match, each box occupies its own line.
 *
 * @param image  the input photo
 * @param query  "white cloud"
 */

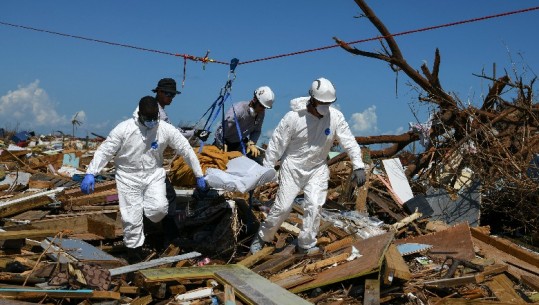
xmin=350 ymin=105 xmax=378 ymax=134
xmin=0 ymin=80 xmax=68 ymax=130
xmin=71 ymin=111 xmax=86 ymax=123
xmin=393 ymin=126 xmax=405 ymax=134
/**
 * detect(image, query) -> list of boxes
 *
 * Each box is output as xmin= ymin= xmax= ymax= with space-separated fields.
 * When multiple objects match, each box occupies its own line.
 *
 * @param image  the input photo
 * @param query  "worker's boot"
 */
xmin=249 ymin=234 xmax=268 ymax=254
xmin=127 ymin=246 xmax=144 ymax=264
xmin=161 ymin=215 xmax=179 ymax=249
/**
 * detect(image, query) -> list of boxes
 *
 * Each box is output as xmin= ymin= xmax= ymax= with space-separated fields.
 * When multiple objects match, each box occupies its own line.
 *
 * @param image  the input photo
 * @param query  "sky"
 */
xmin=1 ymin=1 xmax=538 ymax=145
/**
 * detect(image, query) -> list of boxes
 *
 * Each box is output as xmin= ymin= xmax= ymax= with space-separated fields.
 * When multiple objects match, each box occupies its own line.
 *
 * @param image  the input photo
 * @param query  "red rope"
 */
xmin=1 ymin=5 xmax=538 ymax=66
xmin=239 ymin=5 xmax=539 ymax=65
xmin=0 ymin=20 xmax=228 ymax=65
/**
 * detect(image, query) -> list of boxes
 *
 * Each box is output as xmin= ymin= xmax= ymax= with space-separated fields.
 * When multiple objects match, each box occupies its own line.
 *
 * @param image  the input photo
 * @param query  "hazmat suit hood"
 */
xmin=133 ymin=104 xmax=169 ymax=124
xmin=290 ymin=97 xmax=309 ymax=112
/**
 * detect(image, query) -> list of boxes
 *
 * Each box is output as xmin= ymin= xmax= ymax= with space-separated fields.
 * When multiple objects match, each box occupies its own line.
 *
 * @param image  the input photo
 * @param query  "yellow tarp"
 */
xmin=169 ymin=145 xmax=243 ymax=187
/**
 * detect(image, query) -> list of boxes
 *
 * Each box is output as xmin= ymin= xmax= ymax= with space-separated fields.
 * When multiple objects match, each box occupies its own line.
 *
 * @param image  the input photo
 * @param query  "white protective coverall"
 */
xmin=86 ymin=115 xmax=203 ymax=248
xmin=259 ymin=97 xmax=365 ymax=249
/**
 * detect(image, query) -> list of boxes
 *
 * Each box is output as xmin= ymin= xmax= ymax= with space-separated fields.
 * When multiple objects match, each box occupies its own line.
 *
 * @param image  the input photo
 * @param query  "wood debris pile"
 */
xmin=0 ymin=134 xmax=538 ymax=304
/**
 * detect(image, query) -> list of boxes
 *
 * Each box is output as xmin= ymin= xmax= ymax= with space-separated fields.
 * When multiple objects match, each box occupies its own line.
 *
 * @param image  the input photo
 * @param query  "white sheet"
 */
xmin=205 ymin=156 xmax=276 ymax=193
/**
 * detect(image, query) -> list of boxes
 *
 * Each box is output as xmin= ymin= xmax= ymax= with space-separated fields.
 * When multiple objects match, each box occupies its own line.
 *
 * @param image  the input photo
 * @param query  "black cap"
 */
xmin=152 ymin=78 xmax=181 ymax=94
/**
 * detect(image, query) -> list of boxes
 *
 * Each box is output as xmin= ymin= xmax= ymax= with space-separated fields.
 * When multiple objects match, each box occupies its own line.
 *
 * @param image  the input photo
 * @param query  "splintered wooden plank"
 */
xmin=273 ymin=274 xmax=315 ymax=289
xmin=140 ymin=265 xmax=240 ymax=282
xmin=521 ymin=274 xmax=539 ymax=292
xmin=363 ymin=279 xmax=380 ymax=305
xmin=367 ymin=192 xmax=404 ymax=221
xmin=424 ymin=275 xmax=477 ymax=288
xmin=326 ymin=225 xmax=350 ymax=239
xmin=59 ymin=180 xmax=116 ymax=197
xmin=238 ymin=246 xmax=275 ymax=268
xmin=485 ymin=274 xmax=526 ymax=304
xmin=8 ymin=214 xmax=91 ymax=235
xmin=291 ymin=232 xmax=394 ymax=293
xmin=270 ymin=253 xmax=350 ymax=283
xmin=11 ymin=210 xmax=49 ymax=221
xmin=472 ymin=235 xmax=539 ymax=280
xmin=475 ymin=264 xmax=508 ymax=283
xmin=471 ymin=227 xmax=539 ymax=268
xmin=383 ymin=244 xmax=411 ymax=284
xmin=0 ymin=288 xmax=120 ymax=300
xmin=0 ymin=229 xmax=59 ymax=241
xmin=130 ymin=294 xmax=152 ymax=305
xmin=252 ymin=255 xmax=297 ymax=274
xmin=323 ymin=236 xmax=355 ymax=253
xmin=214 ymin=264 xmax=313 ymax=305
xmin=280 ymin=222 xmax=300 ymax=236
xmin=0 ymin=189 xmax=59 ymax=218
xmin=64 ymin=189 xmax=118 ymax=208
xmin=87 ymin=215 xmax=118 ymax=239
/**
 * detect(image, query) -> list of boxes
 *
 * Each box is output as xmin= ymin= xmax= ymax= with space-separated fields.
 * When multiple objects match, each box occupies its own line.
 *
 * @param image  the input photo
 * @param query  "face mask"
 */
xmin=144 ymin=120 xmax=158 ymax=129
xmin=316 ymin=104 xmax=331 ymax=116
xmin=249 ymin=107 xmax=256 ymax=117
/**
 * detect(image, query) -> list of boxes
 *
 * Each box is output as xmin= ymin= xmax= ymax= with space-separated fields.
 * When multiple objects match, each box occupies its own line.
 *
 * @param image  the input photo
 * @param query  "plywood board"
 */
xmin=485 ymin=274 xmax=526 ymax=304
xmin=291 ymin=232 xmax=394 ymax=293
xmin=140 ymin=264 xmax=312 ymax=305
xmin=383 ymin=244 xmax=411 ymax=284
xmin=141 ymin=264 xmax=240 ymax=282
xmin=214 ymin=264 xmax=313 ymax=305
xmin=0 ymin=189 xmax=59 ymax=218
xmin=394 ymin=222 xmax=475 ymax=260
xmin=273 ymin=274 xmax=315 ymax=289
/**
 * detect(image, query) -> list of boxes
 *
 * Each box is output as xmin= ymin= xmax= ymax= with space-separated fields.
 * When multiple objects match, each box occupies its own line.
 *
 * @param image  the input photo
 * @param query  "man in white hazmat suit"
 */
xmin=81 ymin=96 xmax=207 ymax=263
xmin=132 ymin=78 xmax=209 ymax=249
xmin=250 ymin=77 xmax=367 ymax=254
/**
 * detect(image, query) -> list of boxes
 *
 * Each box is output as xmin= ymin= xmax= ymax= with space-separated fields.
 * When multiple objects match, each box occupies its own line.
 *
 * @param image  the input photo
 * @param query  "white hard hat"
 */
xmin=309 ymin=77 xmax=336 ymax=103
xmin=254 ymin=86 xmax=275 ymax=109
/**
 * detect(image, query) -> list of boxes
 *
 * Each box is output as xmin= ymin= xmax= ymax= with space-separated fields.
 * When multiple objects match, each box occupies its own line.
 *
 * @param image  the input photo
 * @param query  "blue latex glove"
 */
xmin=81 ymin=174 xmax=95 ymax=194
xmin=196 ymin=176 xmax=207 ymax=191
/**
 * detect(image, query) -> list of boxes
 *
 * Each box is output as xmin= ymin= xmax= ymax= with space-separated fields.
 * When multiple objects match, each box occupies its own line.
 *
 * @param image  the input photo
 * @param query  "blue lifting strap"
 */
xmin=196 ymin=58 xmax=242 ymax=153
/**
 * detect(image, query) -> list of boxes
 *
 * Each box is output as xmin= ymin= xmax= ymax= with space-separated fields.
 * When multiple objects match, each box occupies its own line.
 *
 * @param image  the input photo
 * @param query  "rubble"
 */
xmin=1 ymin=1 xmax=538 ymax=303
xmin=0 ymin=132 xmax=538 ymax=305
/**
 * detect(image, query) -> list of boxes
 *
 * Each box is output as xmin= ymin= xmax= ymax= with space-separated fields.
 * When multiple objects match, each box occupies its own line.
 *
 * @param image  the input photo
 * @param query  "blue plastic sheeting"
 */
xmin=10 ymin=131 xmax=32 ymax=143
xmin=62 ymin=153 xmax=80 ymax=168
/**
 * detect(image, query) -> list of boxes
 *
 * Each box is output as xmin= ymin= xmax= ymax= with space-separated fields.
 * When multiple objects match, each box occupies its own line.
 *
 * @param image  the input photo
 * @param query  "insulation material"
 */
xmin=382 ymin=158 xmax=413 ymax=203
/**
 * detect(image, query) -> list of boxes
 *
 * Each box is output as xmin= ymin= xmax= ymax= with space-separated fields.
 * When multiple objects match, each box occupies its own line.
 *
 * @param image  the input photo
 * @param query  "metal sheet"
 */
xmin=44 ymin=237 xmax=119 ymax=262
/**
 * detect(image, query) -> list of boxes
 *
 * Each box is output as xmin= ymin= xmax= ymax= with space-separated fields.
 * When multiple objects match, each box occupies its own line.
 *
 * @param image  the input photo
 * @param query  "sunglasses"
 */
xmin=161 ymin=91 xmax=176 ymax=98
